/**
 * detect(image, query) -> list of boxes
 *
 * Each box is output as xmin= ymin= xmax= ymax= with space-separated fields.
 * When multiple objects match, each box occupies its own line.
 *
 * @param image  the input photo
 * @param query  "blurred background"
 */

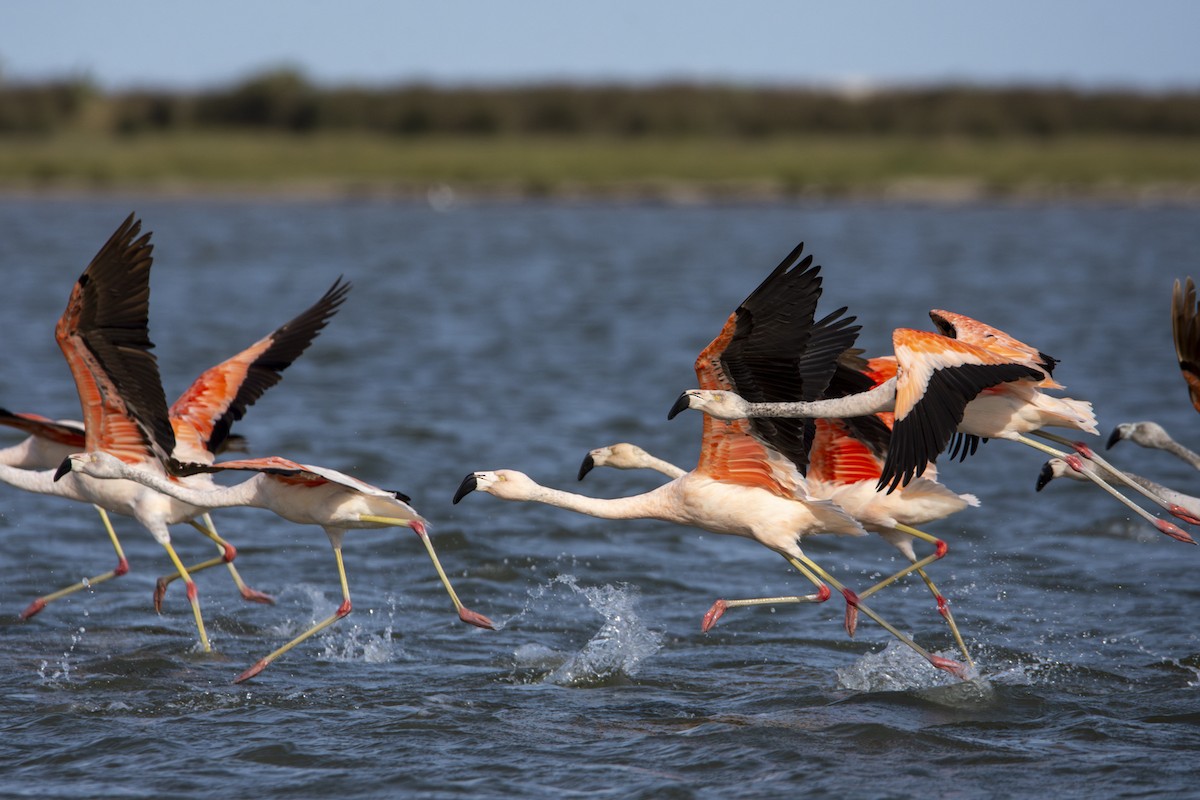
xmin=1 ymin=0 xmax=1197 ymax=201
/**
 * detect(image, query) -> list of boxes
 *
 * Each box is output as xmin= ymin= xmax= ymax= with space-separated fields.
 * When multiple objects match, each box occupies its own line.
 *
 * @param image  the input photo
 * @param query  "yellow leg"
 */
xmin=159 ymin=539 xmax=211 ymax=653
xmin=359 ymin=515 xmax=493 ymax=629
xmin=234 ymin=547 xmax=353 ymax=683
xmin=701 ymin=555 xmax=831 ymax=632
xmin=788 ymin=553 xmax=967 ymax=679
xmin=19 ymin=505 xmax=131 ymax=620
xmin=156 ymin=516 xmax=274 ymax=608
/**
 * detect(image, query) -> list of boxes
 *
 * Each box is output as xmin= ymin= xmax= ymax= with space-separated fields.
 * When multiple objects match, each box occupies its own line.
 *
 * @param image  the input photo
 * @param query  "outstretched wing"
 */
xmin=694 ymin=242 xmax=862 ymax=477
xmin=54 ymin=214 xmax=175 ymax=466
xmin=172 ymin=455 xmax=406 ymax=501
xmin=169 ymin=277 xmax=351 ymax=462
xmin=929 ymin=308 xmax=1061 ymax=388
xmin=879 ymin=328 xmax=1042 ymax=492
xmin=0 ymin=409 xmax=85 ymax=448
xmin=1172 ymin=277 xmax=1200 ymax=414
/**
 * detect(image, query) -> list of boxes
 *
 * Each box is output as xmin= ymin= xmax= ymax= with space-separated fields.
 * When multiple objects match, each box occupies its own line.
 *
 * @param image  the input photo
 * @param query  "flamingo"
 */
xmin=1037 ymin=456 xmax=1200 ymax=523
xmin=1107 ymin=277 xmax=1200 ymax=471
xmin=1 ymin=409 xmax=255 ymax=614
xmin=456 ymin=242 xmax=968 ymax=678
xmin=671 ymin=309 xmax=1197 ymax=544
xmin=58 ymin=452 xmax=495 ymax=683
xmin=582 ymin=358 xmax=979 ymax=668
xmin=4 ymin=214 xmax=347 ymax=652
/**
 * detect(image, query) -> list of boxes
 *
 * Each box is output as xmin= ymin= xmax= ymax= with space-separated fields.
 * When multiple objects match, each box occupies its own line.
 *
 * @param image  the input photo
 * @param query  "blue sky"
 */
xmin=2 ymin=1 xmax=1197 ymax=90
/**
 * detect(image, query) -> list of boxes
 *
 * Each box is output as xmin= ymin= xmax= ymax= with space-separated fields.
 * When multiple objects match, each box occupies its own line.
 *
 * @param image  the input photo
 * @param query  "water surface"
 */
xmin=1 ymin=198 xmax=1198 ymax=798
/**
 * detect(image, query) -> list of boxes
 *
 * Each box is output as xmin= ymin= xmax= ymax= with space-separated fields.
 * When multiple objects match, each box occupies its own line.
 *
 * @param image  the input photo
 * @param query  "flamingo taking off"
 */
xmin=59 ymin=452 xmax=495 ymax=683
xmin=456 ymin=242 xmax=968 ymax=679
xmin=671 ymin=308 xmax=1197 ymax=544
xmin=586 ymin=357 xmax=979 ymax=668
xmin=4 ymin=214 xmax=347 ymax=651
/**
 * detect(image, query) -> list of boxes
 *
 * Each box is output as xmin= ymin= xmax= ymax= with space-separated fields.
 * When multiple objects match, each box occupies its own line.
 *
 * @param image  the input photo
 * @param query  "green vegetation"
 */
xmin=1 ymin=71 xmax=1197 ymax=199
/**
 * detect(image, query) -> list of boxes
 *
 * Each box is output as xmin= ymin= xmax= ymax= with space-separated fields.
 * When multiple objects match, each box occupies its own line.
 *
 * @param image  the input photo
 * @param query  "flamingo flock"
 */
xmin=6 ymin=215 xmax=1196 ymax=685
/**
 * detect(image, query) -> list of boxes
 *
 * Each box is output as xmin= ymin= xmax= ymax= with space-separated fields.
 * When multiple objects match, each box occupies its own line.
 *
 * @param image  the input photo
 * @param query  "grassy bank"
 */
xmin=1 ymin=132 xmax=1198 ymax=201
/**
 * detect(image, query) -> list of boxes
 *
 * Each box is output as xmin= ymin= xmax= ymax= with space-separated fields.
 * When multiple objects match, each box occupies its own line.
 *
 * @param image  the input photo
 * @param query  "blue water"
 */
xmin=1 ymin=198 xmax=1199 ymax=798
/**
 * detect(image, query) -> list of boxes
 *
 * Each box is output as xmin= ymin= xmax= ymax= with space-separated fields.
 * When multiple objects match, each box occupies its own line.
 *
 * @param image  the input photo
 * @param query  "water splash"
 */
xmin=835 ymin=639 xmax=992 ymax=702
xmin=267 ymin=586 xmax=402 ymax=665
xmin=516 ymin=575 xmax=663 ymax=687
xmin=37 ymin=626 xmax=86 ymax=683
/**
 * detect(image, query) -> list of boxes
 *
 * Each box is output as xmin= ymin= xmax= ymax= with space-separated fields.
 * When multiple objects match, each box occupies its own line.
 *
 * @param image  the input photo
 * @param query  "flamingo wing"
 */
xmin=929 ymin=308 xmax=1061 ymax=388
xmin=879 ymin=328 xmax=1043 ymax=492
xmin=169 ymin=277 xmax=351 ymax=462
xmin=54 ymin=214 xmax=175 ymax=466
xmin=694 ymin=242 xmax=867 ymax=476
xmin=173 ymin=455 xmax=406 ymax=501
xmin=1172 ymin=277 xmax=1200 ymax=414
xmin=0 ymin=409 xmax=85 ymax=449
xmin=809 ymin=418 xmax=885 ymax=485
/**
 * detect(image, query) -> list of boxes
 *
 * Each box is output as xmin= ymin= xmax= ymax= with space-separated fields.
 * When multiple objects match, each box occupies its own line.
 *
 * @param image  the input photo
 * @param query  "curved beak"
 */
xmin=667 ymin=392 xmax=690 ymax=420
xmin=452 ymin=473 xmax=478 ymax=505
xmin=54 ymin=456 xmax=73 ymax=482
xmin=577 ymin=454 xmax=595 ymax=481
xmin=1035 ymin=462 xmax=1054 ymax=492
xmin=1105 ymin=427 xmax=1123 ymax=450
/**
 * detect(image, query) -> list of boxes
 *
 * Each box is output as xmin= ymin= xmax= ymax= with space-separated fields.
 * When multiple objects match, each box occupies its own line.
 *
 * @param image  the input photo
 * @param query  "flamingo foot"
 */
xmin=1156 ymin=518 xmax=1197 ymax=545
xmin=842 ymin=588 xmax=861 ymax=639
xmin=233 ymin=659 xmax=269 ymax=684
xmin=19 ymin=598 xmax=46 ymax=620
xmin=239 ymin=586 xmax=276 ymax=605
xmin=1169 ymin=504 xmax=1200 ymax=527
xmin=701 ymin=599 xmax=728 ymax=633
xmin=153 ymin=578 xmax=169 ymax=613
xmin=458 ymin=606 xmax=495 ymax=630
xmin=929 ymin=654 xmax=970 ymax=680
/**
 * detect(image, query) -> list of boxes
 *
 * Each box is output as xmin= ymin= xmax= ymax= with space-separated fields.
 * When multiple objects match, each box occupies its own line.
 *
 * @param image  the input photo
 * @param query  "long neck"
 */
xmin=746 ymin=377 xmax=897 ymax=418
xmin=109 ymin=463 xmax=265 ymax=510
xmin=644 ymin=456 xmax=687 ymax=479
xmin=0 ymin=463 xmax=78 ymax=500
xmin=1162 ymin=438 xmax=1200 ymax=471
xmin=523 ymin=482 xmax=679 ymax=522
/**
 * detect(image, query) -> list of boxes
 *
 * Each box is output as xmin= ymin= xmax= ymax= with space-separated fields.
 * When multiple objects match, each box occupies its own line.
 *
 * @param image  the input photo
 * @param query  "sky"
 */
xmin=1 ymin=1 xmax=1197 ymax=91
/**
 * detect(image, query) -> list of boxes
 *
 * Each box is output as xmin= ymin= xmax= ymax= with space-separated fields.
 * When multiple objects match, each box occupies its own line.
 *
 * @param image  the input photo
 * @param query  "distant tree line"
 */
xmin=2 ymin=69 xmax=1198 ymax=137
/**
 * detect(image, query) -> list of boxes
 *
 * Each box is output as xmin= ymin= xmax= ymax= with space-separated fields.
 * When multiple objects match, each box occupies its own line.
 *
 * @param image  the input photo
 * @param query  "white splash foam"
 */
xmin=524 ymin=575 xmax=664 ymax=686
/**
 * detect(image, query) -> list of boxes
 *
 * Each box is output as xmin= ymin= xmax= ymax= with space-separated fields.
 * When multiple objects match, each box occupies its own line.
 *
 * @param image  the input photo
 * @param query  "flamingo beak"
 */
xmin=1035 ymin=462 xmax=1054 ymax=492
xmin=452 ymin=474 xmax=478 ymax=504
xmin=1105 ymin=428 xmax=1123 ymax=449
xmin=53 ymin=456 xmax=73 ymax=482
xmin=577 ymin=454 xmax=595 ymax=481
xmin=667 ymin=392 xmax=690 ymax=420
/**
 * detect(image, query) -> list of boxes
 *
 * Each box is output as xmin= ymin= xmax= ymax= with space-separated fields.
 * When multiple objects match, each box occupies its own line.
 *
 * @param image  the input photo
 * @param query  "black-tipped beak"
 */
xmin=54 ymin=456 xmax=72 ymax=482
xmin=1035 ymin=462 xmax=1054 ymax=492
xmin=577 ymin=454 xmax=595 ymax=481
xmin=452 ymin=474 xmax=478 ymax=504
xmin=1105 ymin=428 xmax=1123 ymax=450
xmin=667 ymin=393 xmax=690 ymax=420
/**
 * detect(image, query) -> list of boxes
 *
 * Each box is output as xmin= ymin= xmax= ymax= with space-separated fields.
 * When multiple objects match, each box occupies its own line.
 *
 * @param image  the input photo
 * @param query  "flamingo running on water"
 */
xmin=59 ymin=451 xmax=495 ymax=682
xmin=671 ymin=308 xmax=1197 ymax=544
xmin=3 ymin=214 xmax=348 ymax=651
xmin=582 ymin=359 xmax=979 ymax=668
xmin=456 ymin=242 xmax=968 ymax=678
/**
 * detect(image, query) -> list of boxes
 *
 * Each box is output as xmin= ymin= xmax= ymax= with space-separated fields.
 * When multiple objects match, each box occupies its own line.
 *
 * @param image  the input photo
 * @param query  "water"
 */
xmin=1 ymin=197 xmax=1199 ymax=798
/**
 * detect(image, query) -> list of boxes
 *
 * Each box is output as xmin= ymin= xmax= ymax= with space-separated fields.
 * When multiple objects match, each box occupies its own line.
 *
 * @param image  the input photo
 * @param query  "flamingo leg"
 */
xmin=158 ymin=539 xmax=211 ymax=653
xmin=1031 ymin=430 xmax=1200 ymax=526
xmin=701 ymin=555 xmax=831 ymax=632
xmin=358 ymin=515 xmax=494 ymax=630
xmin=155 ymin=516 xmax=275 ymax=609
xmin=790 ymin=553 xmax=968 ymax=679
xmin=19 ymin=505 xmax=131 ymax=620
xmin=852 ymin=524 xmax=974 ymax=669
xmin=1017 ymin=434 xmax=1195 ymax=543
xmin=234 ymin=546 xmax=353 ymax=683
